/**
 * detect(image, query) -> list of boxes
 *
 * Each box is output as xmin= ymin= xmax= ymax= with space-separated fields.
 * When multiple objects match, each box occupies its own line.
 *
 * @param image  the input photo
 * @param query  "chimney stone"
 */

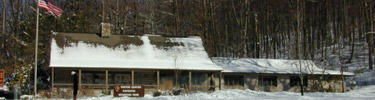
xmin=101 ymin=23 xmax=111 ymax=38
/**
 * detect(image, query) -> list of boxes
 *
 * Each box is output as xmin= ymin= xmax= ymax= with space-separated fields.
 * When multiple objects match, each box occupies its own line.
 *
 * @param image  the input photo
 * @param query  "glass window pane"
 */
xmin=258 ymin=76 xmax=277 ymax=86
xmin=114 ymin=73 xmax=131 ymax=84
xmin=192 ymin=73 xmax=207 ymax=85
xmin=81 ymin=71 xmax=105 ymax=84
xmin=134 ymin=71 xmax=156 ymax=85
xmin=54 ymin=69 xmax=75 ymax=83
xmin=82 ymin=73 xmax=93 ymax=84
xmin=224 ymin=75 xmax=244 ymax=86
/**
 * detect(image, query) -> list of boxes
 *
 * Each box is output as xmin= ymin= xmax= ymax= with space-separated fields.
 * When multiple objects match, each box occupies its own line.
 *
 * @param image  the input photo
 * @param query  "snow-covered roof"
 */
xmin=212 ymin=57 xmax=354 ymax=75
xmin=49 ymin=32 xmax=222 ymax=71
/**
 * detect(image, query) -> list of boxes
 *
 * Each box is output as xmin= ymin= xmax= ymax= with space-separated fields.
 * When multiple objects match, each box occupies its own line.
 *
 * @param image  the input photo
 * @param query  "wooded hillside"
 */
xmin=0 ymin=0 xmax=374 ymax=93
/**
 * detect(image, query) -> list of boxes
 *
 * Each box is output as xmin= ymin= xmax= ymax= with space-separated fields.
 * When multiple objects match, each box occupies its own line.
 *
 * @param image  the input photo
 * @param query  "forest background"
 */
xmin=0 ymin=0 xmax=374 ymax=94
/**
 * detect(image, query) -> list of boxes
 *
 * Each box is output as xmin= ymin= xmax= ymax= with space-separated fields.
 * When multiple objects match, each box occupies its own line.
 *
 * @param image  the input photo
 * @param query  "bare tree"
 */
xmin=171 ymin=48 xmax=187 ymax=88
xmin=295 ymin=59 xmax=304 ymax=95
xmin=292 ymin=0 xmax=306 ymax=96
xmin=319 ymin=59 xmax=328 ymax=92
xmin=365 ymin=0 xmax=374 ymax=70
xmin=337 ymin=40 xmax=346 ymax=92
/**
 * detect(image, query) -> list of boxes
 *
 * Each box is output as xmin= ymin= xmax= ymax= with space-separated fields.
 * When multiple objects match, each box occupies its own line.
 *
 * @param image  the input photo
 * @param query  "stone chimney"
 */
xmin=101 ymin=23 xmax=111 ymax=38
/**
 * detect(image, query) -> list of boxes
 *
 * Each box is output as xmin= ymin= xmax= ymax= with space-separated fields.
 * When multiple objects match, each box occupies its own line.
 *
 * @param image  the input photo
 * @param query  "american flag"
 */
xmin=38 ymin=0 xmax=63 ymax=17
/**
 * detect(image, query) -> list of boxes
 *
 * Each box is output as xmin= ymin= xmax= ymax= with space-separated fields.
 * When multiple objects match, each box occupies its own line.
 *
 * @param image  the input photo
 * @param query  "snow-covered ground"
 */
xmin=78 ymin=85 xmax=375 ymax=100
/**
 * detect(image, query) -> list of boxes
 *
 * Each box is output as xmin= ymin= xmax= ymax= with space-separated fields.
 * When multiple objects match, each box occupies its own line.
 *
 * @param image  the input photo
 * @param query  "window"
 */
xmin=224 ymin=75 xmax=244 ymax=86
xmin=192 ymin=73 xmax=208 ymax=85
xmin=160 ymin=71 xmax=174 ymax=85
xmin=134 ymin=71 xmax=157 ymax=85
xmin=94 ymin=73 xmax=106 ymax=84
xmin=108 ymin=71 xmax=131 ymax=84
xmin=81 ymin=71 xmax=131 ymax=84
xmin=258 ymin=76 xmax=277 ymax=86
xmin=159 ymin=71 xmax=175 ymax=90
xmin=81 ymin=73 xmax=93 ymax=84
xmin=113 ymin=73 xmax=131 ymax=84
xmin=81 ymin=71 xmax=106 ymax=84
xmin=290 ymin=76 xmax=308 ymax=87
xmin=54 ymin=69 xmax=74 ymax=83
xmin=177 ymin=72 xmax=189 ymax=88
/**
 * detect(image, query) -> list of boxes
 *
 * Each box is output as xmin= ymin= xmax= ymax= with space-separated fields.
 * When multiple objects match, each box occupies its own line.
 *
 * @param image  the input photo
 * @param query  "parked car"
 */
xmin=0 ymin=82 xmax=11 ymax=99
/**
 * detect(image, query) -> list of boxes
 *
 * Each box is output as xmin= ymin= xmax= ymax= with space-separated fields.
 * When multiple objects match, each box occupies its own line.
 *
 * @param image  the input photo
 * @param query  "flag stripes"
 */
xmin=38 ymin=0 xmax=63 ymax=17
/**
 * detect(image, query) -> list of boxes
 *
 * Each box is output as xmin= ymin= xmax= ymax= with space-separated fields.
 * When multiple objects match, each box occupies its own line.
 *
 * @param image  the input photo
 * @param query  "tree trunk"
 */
xmin=102 ymin=0 xmax=105 ymax=22
xmin=174 ymin=0 xmax=179 ymax=36
xmin=369 ymin=33 xmax=374 ymax=70
xmin=134 ymin=0 xmax=138 ymax=35
xmin=123 ymin=0 xmax=128 ymax=34
xmin=116 ymin=0 xmax=119 ymax=34
xmin=2 ymin=0 xmax=6 ymax=48
xmin=346 ymin=26 xmax=355 ymax=63
xmin=295 ymin=0 xmax=304 ymax=96
xmin=254 ymin=8 xmax=260 ymax=58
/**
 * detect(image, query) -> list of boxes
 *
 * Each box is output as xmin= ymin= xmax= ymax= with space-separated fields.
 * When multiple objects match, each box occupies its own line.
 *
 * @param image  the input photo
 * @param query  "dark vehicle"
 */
xmin=0 ymin=83 xmax=11 ymax=99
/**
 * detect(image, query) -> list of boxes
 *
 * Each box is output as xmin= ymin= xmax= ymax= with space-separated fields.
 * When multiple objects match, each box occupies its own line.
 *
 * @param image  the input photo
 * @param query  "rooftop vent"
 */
xmin=101 ymin=23 xmax=111 ymax=38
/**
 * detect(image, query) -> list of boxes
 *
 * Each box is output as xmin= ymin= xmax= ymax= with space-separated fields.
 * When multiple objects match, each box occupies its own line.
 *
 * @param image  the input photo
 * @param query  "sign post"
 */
xmin=114 ymin=85 xmax=144 ymax=97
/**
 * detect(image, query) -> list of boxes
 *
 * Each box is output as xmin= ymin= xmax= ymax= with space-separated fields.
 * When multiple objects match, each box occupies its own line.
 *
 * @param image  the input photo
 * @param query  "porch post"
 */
xmin=105 ymin=70 xmax=108 ymax=95
xmin=51 ymin=67 xmax=54 ymax=90
xmin=78 ymin=70 xmax=81 ymax=90
xmin=211 ymin=73 xmax=214 ymax=89
xmin=189 ymin=71 xmax=192 ymax=88
xmin=157 ymin=71 xmax=160 ymax=89
xmin=219 ymin=72 xmax=222 ymax=90
xmin=131 ymin=70 xmax=134 ymax=85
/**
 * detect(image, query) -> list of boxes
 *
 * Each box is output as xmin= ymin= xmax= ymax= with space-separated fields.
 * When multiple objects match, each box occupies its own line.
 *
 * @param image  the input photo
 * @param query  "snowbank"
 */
xmin=78 ymin=86 xmax=375 ymax=100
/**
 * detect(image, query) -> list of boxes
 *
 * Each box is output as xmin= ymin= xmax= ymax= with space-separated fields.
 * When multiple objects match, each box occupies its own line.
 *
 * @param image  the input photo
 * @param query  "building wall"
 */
xmin=306 ymin=76 xmax=346 ymax=92
xmin=222 ymin=73 xmax=347 ymax=92
xmin=252 ymin=75 xmax=286 ymax=92
xmin=244 ymin=74 xmax=257 ymax=90
xmin=213 ymin=73 xmax=221 ymax=90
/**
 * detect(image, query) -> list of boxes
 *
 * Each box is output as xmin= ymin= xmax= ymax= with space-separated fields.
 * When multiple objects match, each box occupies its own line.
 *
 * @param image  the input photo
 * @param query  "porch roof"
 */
xmin=212 ymin=57 xmax=354 ymax=75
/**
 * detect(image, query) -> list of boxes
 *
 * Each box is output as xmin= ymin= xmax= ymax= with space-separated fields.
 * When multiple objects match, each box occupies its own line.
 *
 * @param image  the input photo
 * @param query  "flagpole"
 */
xmin=34 ymin=0 xmax=40 ymax=96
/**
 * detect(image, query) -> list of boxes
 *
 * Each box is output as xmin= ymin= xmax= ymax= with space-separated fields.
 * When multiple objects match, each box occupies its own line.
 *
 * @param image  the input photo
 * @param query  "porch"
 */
xmin=51 ymin=67 xmax=221 ymax=98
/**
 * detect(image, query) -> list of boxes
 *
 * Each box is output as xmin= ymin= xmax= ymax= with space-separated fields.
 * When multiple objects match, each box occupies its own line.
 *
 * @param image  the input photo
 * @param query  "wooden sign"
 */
xmin=0 ymin=70 xmax=4 ymax=88
xmin=114 ymin=85 xmax=144 ymax=97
